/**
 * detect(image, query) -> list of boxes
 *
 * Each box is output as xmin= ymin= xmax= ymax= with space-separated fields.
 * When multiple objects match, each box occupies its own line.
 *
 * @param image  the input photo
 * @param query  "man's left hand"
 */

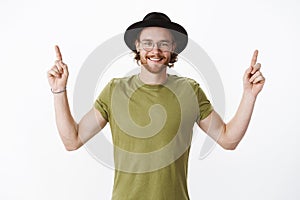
xmin=243 ymin=50 xmax=266 ymax=98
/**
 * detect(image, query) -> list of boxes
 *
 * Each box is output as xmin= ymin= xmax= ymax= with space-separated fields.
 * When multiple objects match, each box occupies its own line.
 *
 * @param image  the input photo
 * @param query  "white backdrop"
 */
xmin=0 ymin=0 xmax=299 ymax=199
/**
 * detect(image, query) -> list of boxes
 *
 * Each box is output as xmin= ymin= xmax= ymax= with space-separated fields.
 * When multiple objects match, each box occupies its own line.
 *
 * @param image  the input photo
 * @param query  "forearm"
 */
xmin=224 ymin=92 xmax=256 ymax=148
xmin=53 ymin=92 xmax=79 ymax=150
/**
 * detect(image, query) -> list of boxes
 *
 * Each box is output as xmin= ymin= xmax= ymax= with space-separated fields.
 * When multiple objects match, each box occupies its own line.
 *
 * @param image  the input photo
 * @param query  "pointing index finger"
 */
xmin=55 ymin=45 xmax=63 ymax=61
xmin=250 ymin=49 xmax=258 ymax=67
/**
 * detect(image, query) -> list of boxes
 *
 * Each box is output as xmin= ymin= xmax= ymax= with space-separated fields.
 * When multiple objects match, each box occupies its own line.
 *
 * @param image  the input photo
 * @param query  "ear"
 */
xmin=135 ymin=40 xmax=140 ymax=52
xmin=172 ymin=42 xmax=177 ymax=52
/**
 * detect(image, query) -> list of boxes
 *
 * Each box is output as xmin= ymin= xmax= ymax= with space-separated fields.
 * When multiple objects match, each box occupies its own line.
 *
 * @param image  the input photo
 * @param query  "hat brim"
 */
xmin=124 ymin=20 xmax=188 ymax=54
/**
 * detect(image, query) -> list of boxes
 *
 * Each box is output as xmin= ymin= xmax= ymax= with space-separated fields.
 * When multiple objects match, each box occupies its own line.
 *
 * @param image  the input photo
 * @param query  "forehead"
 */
xmin=139 ymin=27 xmax=173 ymax=41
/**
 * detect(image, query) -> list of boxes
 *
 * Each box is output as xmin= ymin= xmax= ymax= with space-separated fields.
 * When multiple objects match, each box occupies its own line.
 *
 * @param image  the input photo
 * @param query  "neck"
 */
xmin=139 ymin=66 xmax=168 ymax=85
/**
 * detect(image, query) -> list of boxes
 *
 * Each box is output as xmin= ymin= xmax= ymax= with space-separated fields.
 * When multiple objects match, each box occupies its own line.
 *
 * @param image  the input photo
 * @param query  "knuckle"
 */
xmin=257 ymin=71 xmax=262 ymax=75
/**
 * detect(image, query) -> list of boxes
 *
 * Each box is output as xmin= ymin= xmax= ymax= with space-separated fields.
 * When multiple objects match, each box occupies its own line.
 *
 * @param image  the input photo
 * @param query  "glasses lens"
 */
xmin=158 ymin=42 xmax=172 ymax=51
xmin=141 ymin=41 xmax=153 ymax=51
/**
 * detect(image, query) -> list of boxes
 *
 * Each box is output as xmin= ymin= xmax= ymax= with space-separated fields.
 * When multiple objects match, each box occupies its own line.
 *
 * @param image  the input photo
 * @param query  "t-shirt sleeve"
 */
xmin=196 ymin=85 xmax=213 ymax=121
xmin=188 ymin=79 xmax=213 ymax=122
xmin=94 ymin=80 xmax=113 ymax=122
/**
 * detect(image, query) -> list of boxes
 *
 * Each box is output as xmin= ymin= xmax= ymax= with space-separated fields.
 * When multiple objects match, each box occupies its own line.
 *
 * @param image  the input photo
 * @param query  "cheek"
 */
xmin=140 ymin=52 xmax=147 ymax=60
xmin=164 ymin=52 xmax=172 ymax=60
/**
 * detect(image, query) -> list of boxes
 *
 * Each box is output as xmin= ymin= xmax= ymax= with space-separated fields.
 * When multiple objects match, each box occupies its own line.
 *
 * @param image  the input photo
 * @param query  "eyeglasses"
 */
xmin=139 ymin=40 xmax=174 ymax=52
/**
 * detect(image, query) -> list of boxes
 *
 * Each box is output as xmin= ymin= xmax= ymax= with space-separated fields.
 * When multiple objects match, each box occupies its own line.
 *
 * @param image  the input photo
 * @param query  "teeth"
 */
xmin=149 ymin=57 xmax=162 ymax=61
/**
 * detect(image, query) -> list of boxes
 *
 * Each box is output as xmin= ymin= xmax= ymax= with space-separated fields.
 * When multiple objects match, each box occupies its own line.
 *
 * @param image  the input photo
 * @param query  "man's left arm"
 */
xmin=198 ymin=50 xmax=266 ymax=150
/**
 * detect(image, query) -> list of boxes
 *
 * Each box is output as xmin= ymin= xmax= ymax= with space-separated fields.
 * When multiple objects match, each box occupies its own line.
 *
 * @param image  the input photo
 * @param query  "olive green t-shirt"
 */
xmin=94 ymin=74 xmax=213 ymax=200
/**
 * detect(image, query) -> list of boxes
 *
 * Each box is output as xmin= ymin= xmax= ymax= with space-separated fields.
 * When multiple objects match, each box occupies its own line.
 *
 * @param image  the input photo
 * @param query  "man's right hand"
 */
xmin=47 ymin=45 xmax=69 ymax=92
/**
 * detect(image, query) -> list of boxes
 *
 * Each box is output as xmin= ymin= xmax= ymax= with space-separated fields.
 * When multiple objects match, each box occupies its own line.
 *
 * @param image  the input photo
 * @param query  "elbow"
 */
xmin=64 ymin=140 xmax=82 ymax=151
xmin=221 ymin=142 xmax=239 ymax=151
xmin=62 ymin=136 xmax=81 ymax=151
xmin=223 ymin=144 xmax=237 ymax=151
xmin=59 ymin=128 xmax=82 ymax=151
xmin=219 ymin=129 xmax=240 ymax=150
xmin=65 ymin=144 xmax=79 ymax=151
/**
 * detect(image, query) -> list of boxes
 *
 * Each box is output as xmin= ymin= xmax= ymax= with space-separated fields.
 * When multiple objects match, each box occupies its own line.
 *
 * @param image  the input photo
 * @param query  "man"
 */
xmin=47 ymin=12 xmax=265 ymax=200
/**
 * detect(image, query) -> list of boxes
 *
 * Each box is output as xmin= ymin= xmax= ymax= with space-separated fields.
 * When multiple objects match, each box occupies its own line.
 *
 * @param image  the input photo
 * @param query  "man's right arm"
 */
xmin=48 ymin=45 xmax=107 ymax=151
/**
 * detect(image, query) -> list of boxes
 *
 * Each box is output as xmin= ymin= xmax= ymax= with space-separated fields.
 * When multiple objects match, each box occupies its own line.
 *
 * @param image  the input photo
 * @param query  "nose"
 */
xmin=151 ymin=43 xmax=161 ymax=53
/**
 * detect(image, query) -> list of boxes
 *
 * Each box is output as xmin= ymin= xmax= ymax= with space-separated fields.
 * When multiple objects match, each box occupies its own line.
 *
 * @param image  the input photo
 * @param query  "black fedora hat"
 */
xmin=124 ymin=12 xmax=188 ymax=54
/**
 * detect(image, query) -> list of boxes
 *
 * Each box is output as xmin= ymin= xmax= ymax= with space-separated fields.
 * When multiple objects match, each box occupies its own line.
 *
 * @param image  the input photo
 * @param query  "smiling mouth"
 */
xmin=148 ymin=57 xmax=163 ymax=62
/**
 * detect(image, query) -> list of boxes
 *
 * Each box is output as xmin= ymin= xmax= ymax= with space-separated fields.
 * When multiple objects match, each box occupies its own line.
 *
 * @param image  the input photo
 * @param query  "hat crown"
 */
xmin=143 ymin=12 xmax=171 ymax=22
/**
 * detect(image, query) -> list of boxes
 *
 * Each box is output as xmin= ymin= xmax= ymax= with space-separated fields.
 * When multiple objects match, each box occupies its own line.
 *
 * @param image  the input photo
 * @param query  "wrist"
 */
xmin=242 ymin=91 xmax=257 ymax=103
xmin=51 ymin=87 xmax=66 ymax=94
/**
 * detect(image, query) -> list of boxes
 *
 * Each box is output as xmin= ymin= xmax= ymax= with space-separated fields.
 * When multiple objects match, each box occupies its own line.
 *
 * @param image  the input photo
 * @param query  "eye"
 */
xmin=160 ymin=42 xmax=170 ymax=47
xmin=142 ymin=41 xmax=153 ymax=47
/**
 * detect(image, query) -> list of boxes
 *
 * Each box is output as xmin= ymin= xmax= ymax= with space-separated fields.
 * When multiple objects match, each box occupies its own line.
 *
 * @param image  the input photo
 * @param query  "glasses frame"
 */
xmin=139 ymin=40 xmax=175 ymax=52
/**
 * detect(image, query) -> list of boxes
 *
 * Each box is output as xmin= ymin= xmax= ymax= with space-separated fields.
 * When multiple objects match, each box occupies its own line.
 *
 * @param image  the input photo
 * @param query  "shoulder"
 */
xmin=168 ymin=74 xmax=200 ymax=89
xmin=107 ymin=75 xmax=136 ymax=87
